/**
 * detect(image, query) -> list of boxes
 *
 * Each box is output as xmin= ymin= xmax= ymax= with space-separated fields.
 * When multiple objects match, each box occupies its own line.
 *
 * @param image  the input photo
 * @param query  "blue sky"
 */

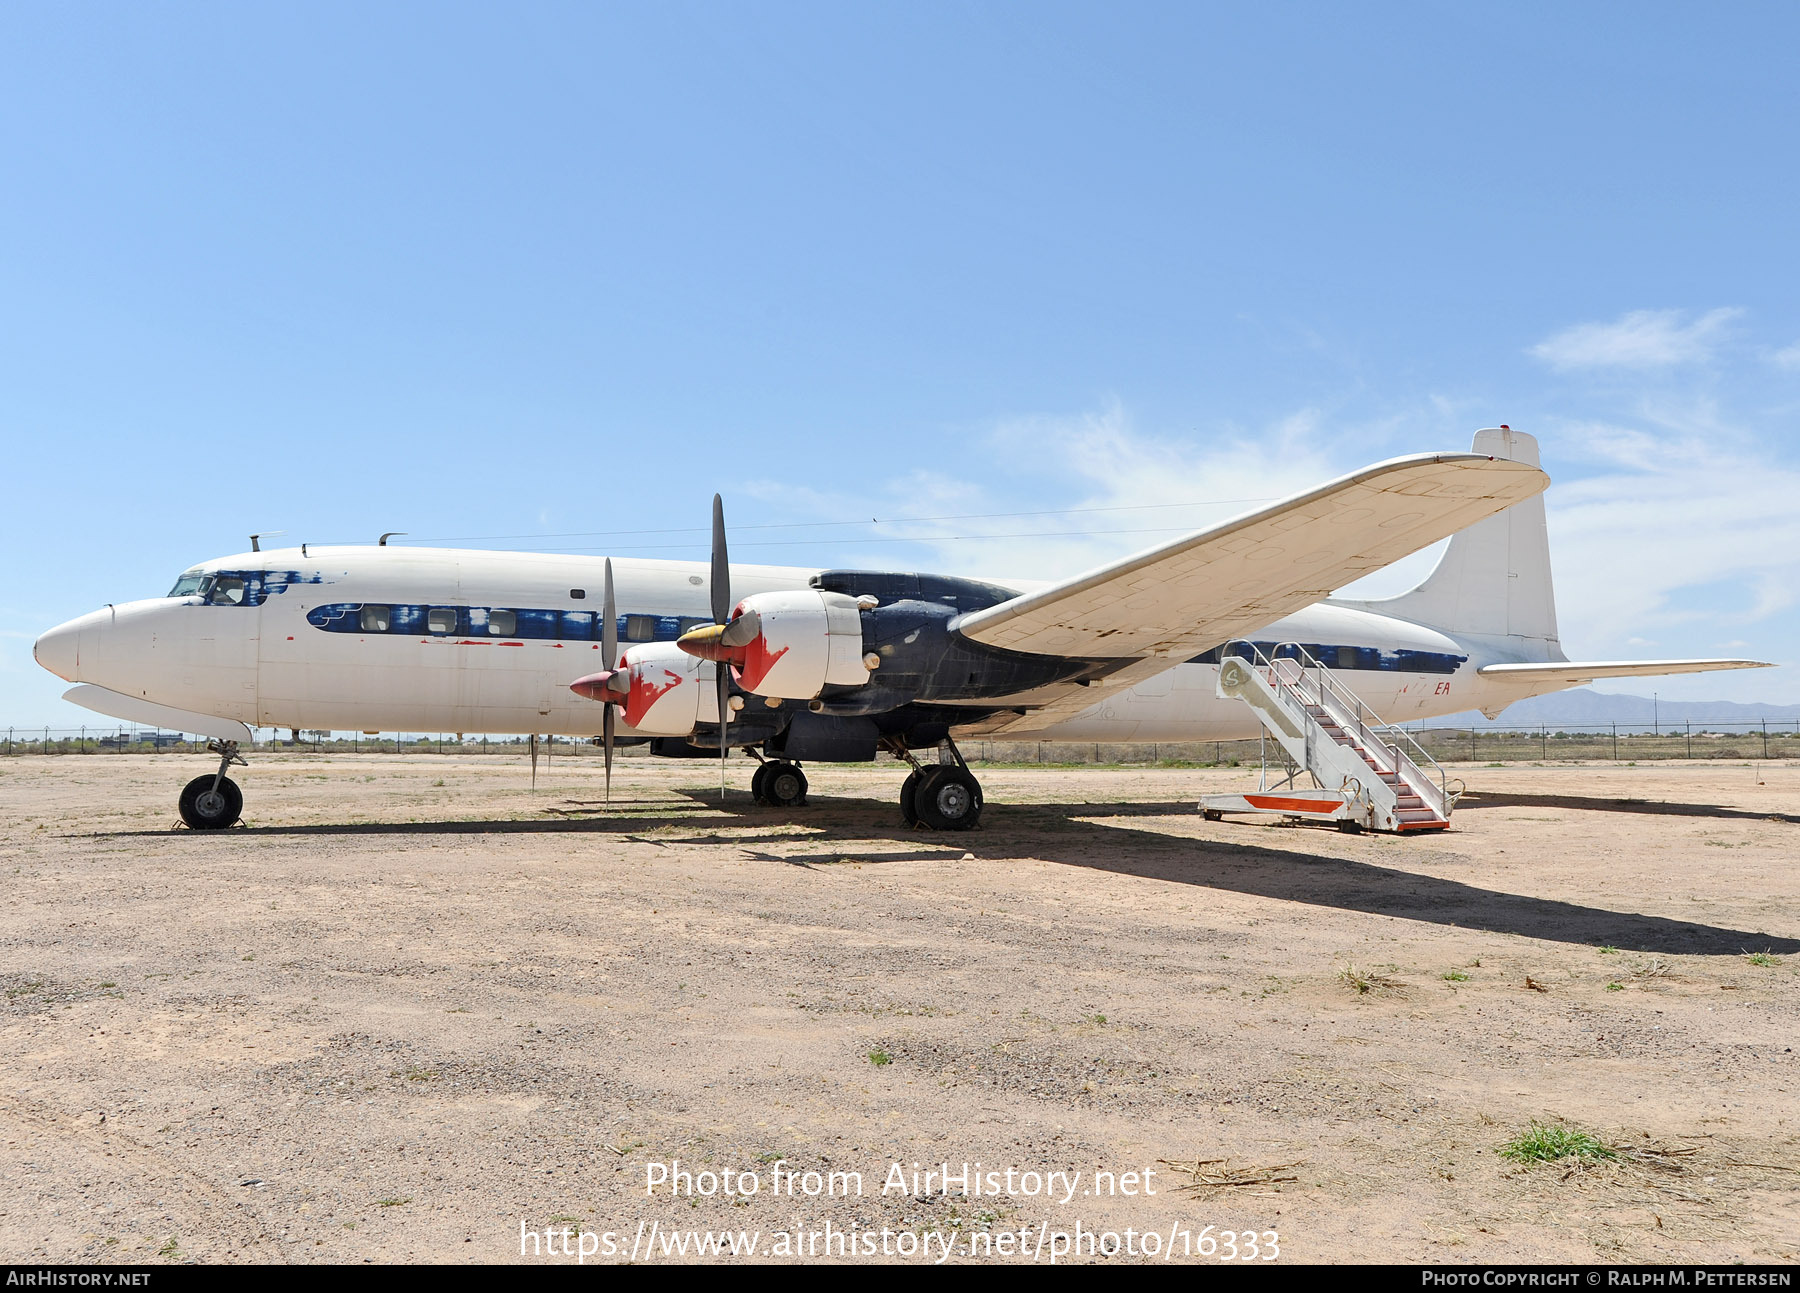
xmin=4 ymin=2 xmax=1798 ymax=724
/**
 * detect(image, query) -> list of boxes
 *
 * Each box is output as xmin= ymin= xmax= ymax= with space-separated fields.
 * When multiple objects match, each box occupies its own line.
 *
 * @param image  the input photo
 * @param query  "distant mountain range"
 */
xmin=1419 ymin=687 xmax=1800 ymax=731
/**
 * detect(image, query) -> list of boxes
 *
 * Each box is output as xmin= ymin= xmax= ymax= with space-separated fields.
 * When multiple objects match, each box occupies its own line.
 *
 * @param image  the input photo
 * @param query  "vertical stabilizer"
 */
xmin=1333 ymin=428 xmax=1562 ymax=660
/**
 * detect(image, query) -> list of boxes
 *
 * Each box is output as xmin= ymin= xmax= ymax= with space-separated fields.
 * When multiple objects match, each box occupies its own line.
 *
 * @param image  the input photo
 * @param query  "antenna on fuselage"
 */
xmin=379 ymin=532 xmax=407 ymax=546
xmin=249 ymin=530 xmax=286 ymax=553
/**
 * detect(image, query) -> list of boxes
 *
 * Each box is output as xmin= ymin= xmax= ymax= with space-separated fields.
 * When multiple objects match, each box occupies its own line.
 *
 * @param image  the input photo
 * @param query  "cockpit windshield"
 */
xmin=167 ymin=569 xmax=251 ymax=604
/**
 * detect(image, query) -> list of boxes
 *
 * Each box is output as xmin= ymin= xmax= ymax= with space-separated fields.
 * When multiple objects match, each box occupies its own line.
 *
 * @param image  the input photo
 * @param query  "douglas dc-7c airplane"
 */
xmin=32 ymin=428 xmax=1769 ymax=831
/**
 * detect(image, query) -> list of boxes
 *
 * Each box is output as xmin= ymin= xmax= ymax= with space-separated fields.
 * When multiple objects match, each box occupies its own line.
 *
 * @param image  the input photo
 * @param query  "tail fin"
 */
xmin=1334 ymin=427 xmax=1562 ymax=660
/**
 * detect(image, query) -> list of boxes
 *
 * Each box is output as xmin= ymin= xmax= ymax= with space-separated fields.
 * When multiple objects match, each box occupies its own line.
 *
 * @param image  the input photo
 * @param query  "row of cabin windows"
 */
xmin=352 ymin=604 xmax=709 ymax=642
xmin=1185 ymin=641 xmax=1464 ymax=675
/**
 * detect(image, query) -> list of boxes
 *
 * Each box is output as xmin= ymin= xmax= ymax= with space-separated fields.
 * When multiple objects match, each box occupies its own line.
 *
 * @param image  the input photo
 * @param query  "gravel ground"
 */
xmin=0 ymin=753 xmax=1795 ymax=1264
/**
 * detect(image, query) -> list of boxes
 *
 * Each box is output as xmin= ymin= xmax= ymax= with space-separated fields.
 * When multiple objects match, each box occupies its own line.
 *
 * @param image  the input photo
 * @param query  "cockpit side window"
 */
xmin=168 ymin=571 xmax=206 ymax=598
xmin=206 ymin=576 xmax=247 ymax=606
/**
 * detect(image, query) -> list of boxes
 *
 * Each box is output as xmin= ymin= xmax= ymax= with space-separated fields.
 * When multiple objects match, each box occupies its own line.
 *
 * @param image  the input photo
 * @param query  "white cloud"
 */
xmin=745 ymin=402 xmax=1356 ymax=585
xmin=1773 ymin=341 xmax=1800 ymax=370
xmin=1539 ymin=423 xmax=1800 ymax=662
xmin=1529 ymin=308 xmax=1742 ymax=371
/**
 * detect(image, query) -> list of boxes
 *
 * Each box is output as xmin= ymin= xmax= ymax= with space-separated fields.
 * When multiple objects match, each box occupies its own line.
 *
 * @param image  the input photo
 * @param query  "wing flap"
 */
xmin=954 ymin=452 xmax=1549 ymax=661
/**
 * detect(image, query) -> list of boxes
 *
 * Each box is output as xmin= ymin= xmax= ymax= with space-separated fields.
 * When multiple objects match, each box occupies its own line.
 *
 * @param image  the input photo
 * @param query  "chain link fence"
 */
xmin=5 ymin=720 xmax=1798 ymax=764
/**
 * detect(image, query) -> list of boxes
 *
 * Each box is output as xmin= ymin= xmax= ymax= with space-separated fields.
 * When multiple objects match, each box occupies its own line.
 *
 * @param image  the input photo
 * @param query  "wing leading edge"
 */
xmin=954 ymin=451 xmax=1549 ymax=663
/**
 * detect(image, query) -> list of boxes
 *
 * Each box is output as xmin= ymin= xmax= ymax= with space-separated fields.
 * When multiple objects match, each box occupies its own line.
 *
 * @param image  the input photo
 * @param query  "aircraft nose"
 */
xmin=33 ymin=620 xmax=81 ymax=682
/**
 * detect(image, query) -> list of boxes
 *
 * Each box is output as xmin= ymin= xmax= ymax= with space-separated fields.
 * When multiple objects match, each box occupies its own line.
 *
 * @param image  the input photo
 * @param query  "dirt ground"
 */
xmin=0 ymin=752 xmax=1795 ymax=1265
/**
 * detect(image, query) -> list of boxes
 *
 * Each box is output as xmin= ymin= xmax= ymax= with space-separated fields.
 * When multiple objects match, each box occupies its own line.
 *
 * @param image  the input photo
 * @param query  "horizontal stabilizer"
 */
xmin=955 ymin=451 xmax=1548 ymax=661
xmin=63 ymin=684 xmax=254 ymax=743
xmin=1478 ymin=659 xmax=1773 ymax=686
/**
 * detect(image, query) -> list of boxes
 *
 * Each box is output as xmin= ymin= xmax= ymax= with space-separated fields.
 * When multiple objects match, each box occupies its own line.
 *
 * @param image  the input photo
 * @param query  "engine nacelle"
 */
xmin=685 ymin=589 xmax=869 ymax=700
xmin=614 ymin=642 xmax=720 ymax=736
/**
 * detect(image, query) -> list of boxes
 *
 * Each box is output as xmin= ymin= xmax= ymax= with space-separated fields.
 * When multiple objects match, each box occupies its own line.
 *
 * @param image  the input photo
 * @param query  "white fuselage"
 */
xmin=36 ymin=545 xmax=1546 ymax=742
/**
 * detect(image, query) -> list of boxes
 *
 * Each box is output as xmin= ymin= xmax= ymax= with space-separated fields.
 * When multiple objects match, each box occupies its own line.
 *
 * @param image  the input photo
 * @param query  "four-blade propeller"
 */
xmin=569 ymin=500 xmax=740 ymax=805
xmin=568 ymin=557 xmax=626 ymax=803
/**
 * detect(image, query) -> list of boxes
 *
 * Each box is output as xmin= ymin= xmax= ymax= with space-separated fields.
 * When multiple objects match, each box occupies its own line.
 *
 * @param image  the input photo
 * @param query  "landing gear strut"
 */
xmin=892 ymin=737 xmax=983 ymax=831
xmin=179 ymin=739 xmax=246 ymax=830
xmin=752 ymin=759 xmax=808 ymax=808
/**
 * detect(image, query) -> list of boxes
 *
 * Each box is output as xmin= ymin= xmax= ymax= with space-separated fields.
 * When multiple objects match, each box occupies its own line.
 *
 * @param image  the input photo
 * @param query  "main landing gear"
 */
xmin=178 ymin=739 xmax=246 ymax=830
xmin=751 ymin=758 xmax=808 ymax=808
xmin=895 ymin=739 xmax=983 ymax=832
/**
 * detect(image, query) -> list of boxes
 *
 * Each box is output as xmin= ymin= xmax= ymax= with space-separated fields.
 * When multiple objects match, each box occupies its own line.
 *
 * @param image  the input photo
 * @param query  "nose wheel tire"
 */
xmin=179 ymin=775 xmax=243 ymax=830
xmin=912 ymin=765 xmax=982 ymax=831
xmin=756 ymin=761 xmax=807 ymax=808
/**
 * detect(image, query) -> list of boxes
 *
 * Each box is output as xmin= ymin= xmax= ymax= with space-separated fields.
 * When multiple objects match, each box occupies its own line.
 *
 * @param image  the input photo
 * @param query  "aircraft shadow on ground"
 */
xmin=1456 ymin=789 xmax=1798 ymax=825
xmin=106 ymin=784 xmax=1800 ymax=957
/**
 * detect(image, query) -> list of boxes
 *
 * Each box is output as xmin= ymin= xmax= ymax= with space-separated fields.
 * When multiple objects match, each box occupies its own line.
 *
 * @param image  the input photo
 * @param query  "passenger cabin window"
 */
xmin=675 ymin=616 xmax=710 ymax=636
xmin=624 ymin=614 xmax=659 ymax=642
xmin=207 ymin=576 xmax=247 ymax=606
xmin=359 ymin=605 xmax=392 ymax=632
xmin=569 ymin=588 xmax=586 ymax=600
xmin=487 ymin=609 xmax=517 ymax=636
xmin=427 ymin=608 xmax=457 ymax=634
xmin=1336 ymin=646 xmax=1359 ymax=670
xmin=168 ymin=571 xmax=206 ymax=598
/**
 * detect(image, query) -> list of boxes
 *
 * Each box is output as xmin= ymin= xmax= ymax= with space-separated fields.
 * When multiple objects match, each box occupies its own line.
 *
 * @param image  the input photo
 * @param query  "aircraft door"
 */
xmin=188 ymin=568 xmax=261 ymax=723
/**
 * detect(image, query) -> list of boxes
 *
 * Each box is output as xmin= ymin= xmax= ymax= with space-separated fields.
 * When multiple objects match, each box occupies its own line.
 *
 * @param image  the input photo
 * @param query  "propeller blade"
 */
xmin=711 ymin=494 xmax=732 ymax=802
xmin=602 ymin=558 xmax=618 ymax=671
xmin=603 ymin=705 xmax=614 ymax=806
xmin=719 ymin=608 xmax=761 ymax=647
xmin=718 ymin=664 xmax=730 ymax=802
xmin=710 ymin=493 xmax=731 ymax=626
xmin=602 ymin=557 xmax=618 ymax=807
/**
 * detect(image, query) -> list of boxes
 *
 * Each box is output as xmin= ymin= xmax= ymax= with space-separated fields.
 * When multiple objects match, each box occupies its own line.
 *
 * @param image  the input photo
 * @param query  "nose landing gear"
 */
xmin=178 ymin=739 xmax=246 ymax=830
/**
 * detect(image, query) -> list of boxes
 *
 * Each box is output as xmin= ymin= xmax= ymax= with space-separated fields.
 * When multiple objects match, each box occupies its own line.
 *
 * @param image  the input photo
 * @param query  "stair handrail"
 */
xmin=1222 ymin=641 xmax=1454 ymax=819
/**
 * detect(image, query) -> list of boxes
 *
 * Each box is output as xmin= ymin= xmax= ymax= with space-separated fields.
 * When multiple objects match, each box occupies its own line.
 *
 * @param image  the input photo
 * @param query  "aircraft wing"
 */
xmin=1478 ymin=659 xmax=1773 ymax=686
xmin=954 ymin=451 xmax=1549 ymax=662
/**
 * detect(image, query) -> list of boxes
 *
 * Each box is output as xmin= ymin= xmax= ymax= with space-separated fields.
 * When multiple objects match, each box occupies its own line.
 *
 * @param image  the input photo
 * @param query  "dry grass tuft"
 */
xmin=1337 ymin=963 xmax=1403 ymax=995
xmin=1158 ymin=1156 xmax=1304 ymax=1195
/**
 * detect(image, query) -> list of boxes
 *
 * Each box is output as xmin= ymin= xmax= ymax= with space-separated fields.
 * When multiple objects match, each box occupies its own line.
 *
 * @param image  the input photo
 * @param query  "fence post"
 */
xmin=1686 ymin=720 xmax=1691 ymax=759
xmin=1470 ymin=727 xmax=1476 ymax=762
xmin=1762 ymin=719 xmax=1768 ymax=760
xmin=44 ymin=726 xmax=50 ymax=755
xmin=1541 ymin=725 xmax=1546 ymax=760
xmin=1612 ymin=722 xmax=1617 ymax=761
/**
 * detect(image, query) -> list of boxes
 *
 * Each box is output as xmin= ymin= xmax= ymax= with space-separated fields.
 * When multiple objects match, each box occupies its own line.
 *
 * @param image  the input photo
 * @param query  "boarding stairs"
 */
xmin=1200 ymin=644 xmax=1460 ymax=834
